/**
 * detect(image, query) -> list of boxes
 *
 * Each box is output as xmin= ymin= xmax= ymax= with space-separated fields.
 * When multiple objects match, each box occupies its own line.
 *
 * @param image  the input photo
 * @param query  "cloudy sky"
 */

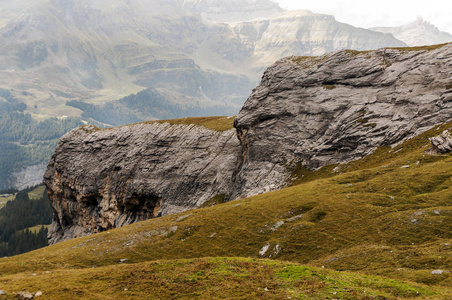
xmin=275 ymin=0 xmax=452 ymax=34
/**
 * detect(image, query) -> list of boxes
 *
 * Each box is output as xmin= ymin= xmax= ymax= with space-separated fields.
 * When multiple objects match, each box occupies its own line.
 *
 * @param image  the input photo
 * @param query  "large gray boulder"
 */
xmin=232 ymin=44 xmax=452 ymax=198
xmin=45 ymin=123 xmax=239 ymax=244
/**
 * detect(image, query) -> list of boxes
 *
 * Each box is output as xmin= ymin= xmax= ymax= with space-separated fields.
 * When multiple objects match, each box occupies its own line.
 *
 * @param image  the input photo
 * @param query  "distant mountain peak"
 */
xmin=371 ymin=17 xmax=452 ymax=46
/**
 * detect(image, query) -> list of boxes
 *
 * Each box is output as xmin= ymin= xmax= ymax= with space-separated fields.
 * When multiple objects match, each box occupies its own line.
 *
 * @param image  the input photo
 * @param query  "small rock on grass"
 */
xmin=17 ymin=291 xmax=34 ymax=299
xmin=35 ymin=291 xmax=43 ymax=297
xmin=0 ymin=290 xmax=5 ymax=295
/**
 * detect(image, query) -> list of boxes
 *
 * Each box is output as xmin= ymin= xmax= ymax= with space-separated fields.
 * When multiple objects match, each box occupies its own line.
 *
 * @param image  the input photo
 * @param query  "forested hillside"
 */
xmin=0 ymin=185 xmax=52 ymax=256
xmin=0 ymin=88 xmax=84 ymax=189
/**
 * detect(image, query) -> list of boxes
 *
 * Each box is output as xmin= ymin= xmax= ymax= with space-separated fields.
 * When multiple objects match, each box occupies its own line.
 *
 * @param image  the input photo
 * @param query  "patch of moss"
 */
xmin=343 ymin=49 xmax=372 ymax=57
xmin=290 ymin=56 xmax=313 ymax=65
xmin=364 ymin=123 xmax=377 ymax=128
xmin=382 ymin=57 xmax=392 ymax=69
xmin=322 ymin=84 xmax=336 ymax=90
xmin=290 ymin=55 xmax=328 ymax=69
xmin=389 ymin=43 xmax=449 ymax=52
xmin=200 ymin=194 xmax=227 ymax=208
xmin=152 ymin=116 xmax=235 ymax=132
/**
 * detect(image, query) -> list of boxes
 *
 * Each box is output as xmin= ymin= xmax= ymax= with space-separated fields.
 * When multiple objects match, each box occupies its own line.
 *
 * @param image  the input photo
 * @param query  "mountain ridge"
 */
xmin=371 ymin=17 xmax=452 ymax=47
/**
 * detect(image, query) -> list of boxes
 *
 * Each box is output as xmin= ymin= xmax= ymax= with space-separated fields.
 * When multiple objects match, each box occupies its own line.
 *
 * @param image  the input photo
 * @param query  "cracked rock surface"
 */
xmin=45 ymin=123 xmax=239 ymax=244
xmin=232 ymin=44 xmax=452 ymax=198
xmin=46 ymin=44 xmax=452 ymax=244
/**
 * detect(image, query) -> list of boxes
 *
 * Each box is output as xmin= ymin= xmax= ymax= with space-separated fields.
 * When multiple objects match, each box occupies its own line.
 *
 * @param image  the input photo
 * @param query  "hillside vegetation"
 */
xmin=0 ymin=121 xmax=451 ymax=298
xmin=0 ymin=185 xmax=52 ymax=257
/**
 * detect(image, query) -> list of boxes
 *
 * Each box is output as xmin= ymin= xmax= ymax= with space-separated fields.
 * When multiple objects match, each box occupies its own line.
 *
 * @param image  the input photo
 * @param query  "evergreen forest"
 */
xmin=0 ymin=88 xmax=84 ymax=189
xmin=0 ymin=186 xmax=52 ymax=256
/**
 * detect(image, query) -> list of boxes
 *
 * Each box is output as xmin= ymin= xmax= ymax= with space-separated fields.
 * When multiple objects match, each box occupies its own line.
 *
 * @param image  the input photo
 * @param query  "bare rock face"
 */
xmin=46 ymin=43 xmax=452 ymax=244
xmin=429 ymin=130 xmax=452 ymax=154
xmin=45 ymin=123 xmax=239 ymax=244
xmin=232 ymin=44 xmax=452 ymax=198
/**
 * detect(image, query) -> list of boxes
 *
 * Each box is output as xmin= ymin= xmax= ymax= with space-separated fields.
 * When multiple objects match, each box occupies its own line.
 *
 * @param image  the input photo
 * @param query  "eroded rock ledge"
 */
xmin=45 ymin=122 xmax=239 ymax=244
xmin=46 ymin=44 xmax=452 ymax=244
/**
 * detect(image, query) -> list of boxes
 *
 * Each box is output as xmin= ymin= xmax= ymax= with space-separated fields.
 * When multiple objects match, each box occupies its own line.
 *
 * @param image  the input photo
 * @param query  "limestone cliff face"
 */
xmin=46 ymin=43 xmax=452 ymax=244
xmin=232 ymin=44 xmax=452 ymax=198
xmin=45 ymin=122 xmax=239 ymax=244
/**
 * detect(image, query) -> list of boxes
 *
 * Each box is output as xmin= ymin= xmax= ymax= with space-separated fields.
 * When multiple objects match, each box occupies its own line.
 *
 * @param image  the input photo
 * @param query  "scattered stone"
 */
xmin=0 ymin=290 xmax=5 ymax=295
xmin=264 ymin=288 xmax=269 ymax=292
xmin=400 ymin=165 xmax=410 ymax=169
xmin=259 ymin=243 xmax=270 ymax=256
xmin=31 ymin=273 xmax=37 ymax=276
xmin=431 ymin=270 xmax=444 ymax=275
xmin=272 ymin=244 xmax=281 ymax=256
xmin=271 ymin=221 xmax=284 ymax=231
xmin=324 ymin=257 xmax=340 ymax=263
xmin=209 ymin=233 xmax=217 ymax=238
xmin=286 ymin=214 xmax=303 ymax=222
xmin=165 ymin=226 xmax=178 ymax=236
xmin=17 ymin=291 xmax=33 ymax=300
xmin=176 ymin=215 xmax=191 ymax=222
xmin=119 ymin=259 xmax=128 ymax=263
xmin=35 ymin=291 xmax=42 ymax=297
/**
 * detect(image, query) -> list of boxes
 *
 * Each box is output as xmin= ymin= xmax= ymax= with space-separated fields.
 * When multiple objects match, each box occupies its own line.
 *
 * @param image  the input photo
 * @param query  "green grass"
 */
xmin=28 ymin=186 xmax=46 ymax=200
xmin=389 ymin=43 xmax=450 ymax=52
xmin=0 ymin=194 xmax=14 ymax=208
xmin=323 ymin=84 xmax=336 ymax=90
xmin=25 ymin=224 xmax=50 ymax=234
xmin=91 ymin=116 xmax=236 ymax=133
xmin=0 ymin=120 xmax=452 ymax=298
xmin=0 ymin=257 xmax=446 ymax=299
xmin=152 ymin=116 xmax=235 ymax=132
xmin=200 ymin=194 xmax=227 ymax=208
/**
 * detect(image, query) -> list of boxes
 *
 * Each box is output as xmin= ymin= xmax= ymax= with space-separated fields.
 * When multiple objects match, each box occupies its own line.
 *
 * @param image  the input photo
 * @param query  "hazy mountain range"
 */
xmin=0 ymin=0 xmax=407 ymax=121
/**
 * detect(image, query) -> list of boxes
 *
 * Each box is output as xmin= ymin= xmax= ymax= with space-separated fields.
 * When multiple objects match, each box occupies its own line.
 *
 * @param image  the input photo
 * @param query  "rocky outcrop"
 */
xmin=232 ymin=44 xmax=452 ymax=197
xmin=46 ymin=43 xmax=452 ymax=244
xmin=11 ymin=163 xmax=46 ymax=190
xmin=429 ymin=130 xmax=452 ymax=154
xmin=45 ymin=122 xmax=239 ymax=244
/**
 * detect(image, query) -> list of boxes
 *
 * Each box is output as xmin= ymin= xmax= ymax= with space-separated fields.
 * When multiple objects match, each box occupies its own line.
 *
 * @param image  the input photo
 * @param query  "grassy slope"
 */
xmin=0 ymin=121 xmax=451 ymax=298
xmin=152 ymin=116 xmax=235 ymax=132
xmin=0 ymin=185 xmax=46 ymax=208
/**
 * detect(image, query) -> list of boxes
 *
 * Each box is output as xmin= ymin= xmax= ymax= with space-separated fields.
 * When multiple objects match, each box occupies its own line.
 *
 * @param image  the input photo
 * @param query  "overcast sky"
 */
xmin=275 ymin=0 xmax=452 ymax=34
